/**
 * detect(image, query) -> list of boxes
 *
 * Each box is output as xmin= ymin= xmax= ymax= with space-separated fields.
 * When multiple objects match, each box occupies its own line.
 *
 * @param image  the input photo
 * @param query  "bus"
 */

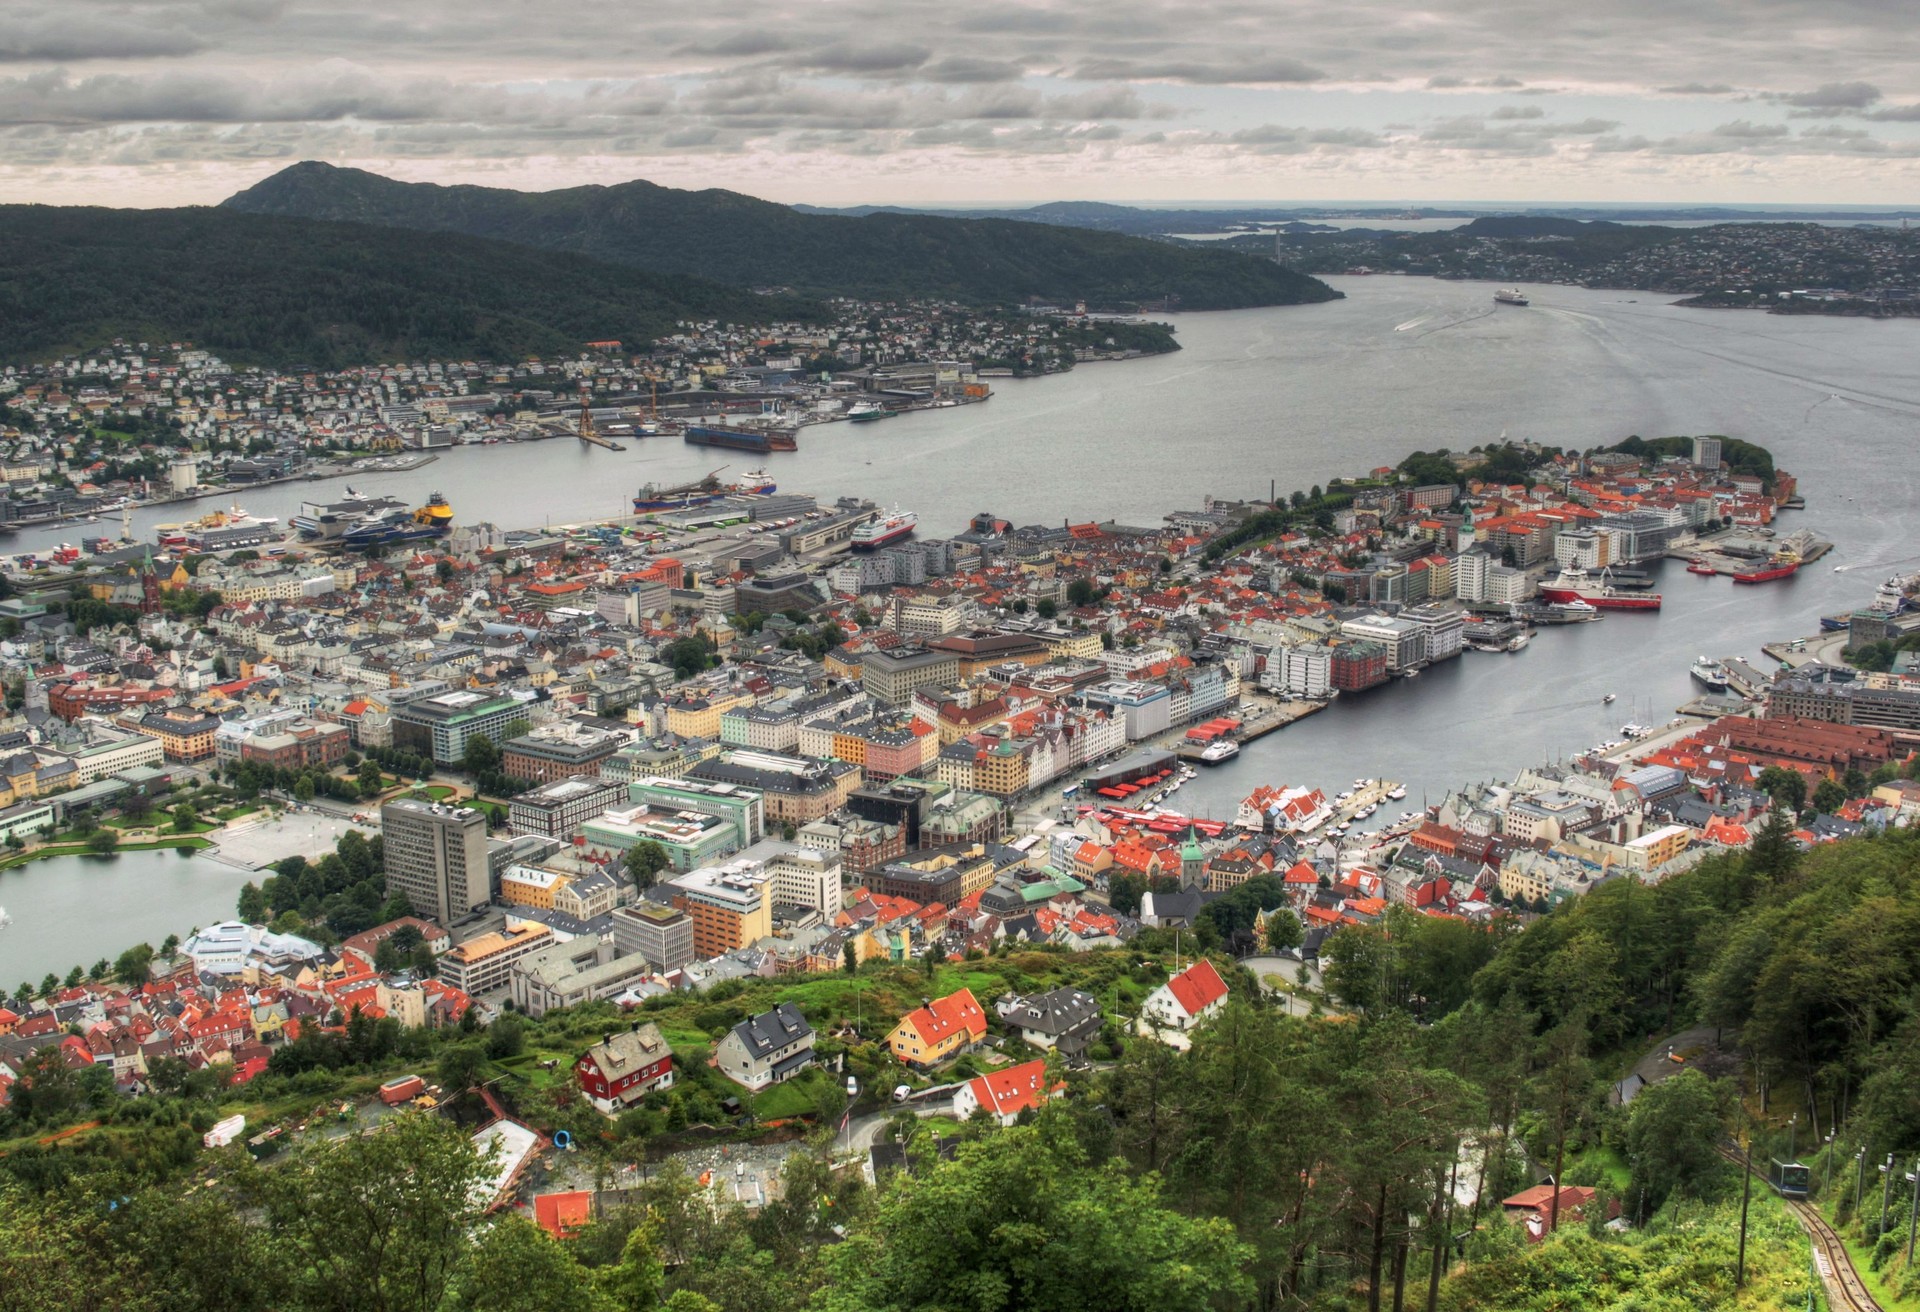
xmin=1061 ymin=784 xmax=1081 ymax=800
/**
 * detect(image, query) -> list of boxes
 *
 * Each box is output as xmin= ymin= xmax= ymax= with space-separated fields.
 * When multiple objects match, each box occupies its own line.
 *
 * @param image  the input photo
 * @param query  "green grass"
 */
xmin=1828 ymin=1201 xmax=1920 ymax=1310
xmin=0 ymin=834 xmax=213 ymax=871
xmin=751 ymin=1071 xmax=830 ymax=1120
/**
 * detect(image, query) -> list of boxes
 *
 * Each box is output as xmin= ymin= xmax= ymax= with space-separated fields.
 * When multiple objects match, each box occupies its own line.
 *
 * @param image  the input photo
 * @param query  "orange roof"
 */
xmin=964 ymin=1057 xmax=1062 ymax=1118
xmin=1164 ymin=958 xmax=1229 ymax=1017
xmin=533 ymin=1191 xmax=593 ymax=1239
xmin=895 ymin=987 xmax=988 ymax=1047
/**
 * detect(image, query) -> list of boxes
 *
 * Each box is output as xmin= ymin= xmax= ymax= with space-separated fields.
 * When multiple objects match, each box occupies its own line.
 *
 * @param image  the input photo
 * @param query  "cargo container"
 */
xmin=378 ymin=1074 xmax=426 ymax=1106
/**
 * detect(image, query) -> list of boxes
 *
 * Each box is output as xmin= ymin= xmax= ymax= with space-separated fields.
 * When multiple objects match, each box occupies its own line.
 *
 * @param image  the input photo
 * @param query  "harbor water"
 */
xmin=7 ymin=275 xmax=1920 ymax=964
xmin=0 ymin=848 xmax=254 ymax=985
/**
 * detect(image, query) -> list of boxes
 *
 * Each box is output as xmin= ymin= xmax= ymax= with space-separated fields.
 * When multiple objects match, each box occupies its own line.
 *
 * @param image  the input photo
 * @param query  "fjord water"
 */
xmin=7 ymin=276 xmax=1920 ymax=965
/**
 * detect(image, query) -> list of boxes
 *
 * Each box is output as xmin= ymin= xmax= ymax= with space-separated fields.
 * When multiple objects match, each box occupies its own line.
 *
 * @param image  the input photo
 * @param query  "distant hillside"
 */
xmin=0 ymin=206 xmax=817 ymax=368
xmin=223 ymin=163 xmax=1339 ymax=311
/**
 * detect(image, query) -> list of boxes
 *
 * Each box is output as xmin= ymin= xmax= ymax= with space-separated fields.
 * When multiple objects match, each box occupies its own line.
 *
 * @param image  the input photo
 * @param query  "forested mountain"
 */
xmin=0 ymin=205 xmax=819 ymax=368
xmin=222 ymin=162 xmax=1339 ymax=311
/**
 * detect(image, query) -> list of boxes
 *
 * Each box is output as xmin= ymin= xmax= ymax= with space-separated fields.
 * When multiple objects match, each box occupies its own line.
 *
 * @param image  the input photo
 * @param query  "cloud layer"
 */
xmin=8 ymin=0 xmax=1920 ymax=203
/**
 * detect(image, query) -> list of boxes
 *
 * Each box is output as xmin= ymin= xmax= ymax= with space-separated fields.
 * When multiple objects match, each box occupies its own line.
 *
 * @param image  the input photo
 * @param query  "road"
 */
xmin=1241 ymin=954 xmax=1329 ymax=1018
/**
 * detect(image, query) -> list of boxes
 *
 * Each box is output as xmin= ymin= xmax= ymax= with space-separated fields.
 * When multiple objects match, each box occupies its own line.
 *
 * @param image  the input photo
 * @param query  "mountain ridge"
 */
xmin=0 ymin=204 xmax=820 ymax=368
xmin=222 ymin=162 xmax=1340 ymax=311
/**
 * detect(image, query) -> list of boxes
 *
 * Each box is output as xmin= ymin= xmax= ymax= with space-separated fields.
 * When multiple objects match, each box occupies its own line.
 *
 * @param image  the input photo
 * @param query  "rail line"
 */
xmin=1719 ymin=1146 xmax=1881 ymax=1312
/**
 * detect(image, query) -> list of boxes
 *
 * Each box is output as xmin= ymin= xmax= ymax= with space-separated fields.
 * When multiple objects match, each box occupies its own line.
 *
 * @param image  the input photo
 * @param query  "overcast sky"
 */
xmin=14 ymin=0 xmax=1920 ymax=207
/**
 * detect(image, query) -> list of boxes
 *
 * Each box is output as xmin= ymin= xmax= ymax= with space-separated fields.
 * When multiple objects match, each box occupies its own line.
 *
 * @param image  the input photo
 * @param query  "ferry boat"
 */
xmin=1538 ymin=566 xmax=1661 ymax=611
xmin=684 ymin=425 xmax=798 ymax=454
xmin=847 ymin=403 xmax=887 ymax=423
xmin=1198 ymin=739 xmax=1241 ymax=764
xmin=850 ymin=507 xmax=917 ymax=552
xmin=1690 ymin=656 xmax=1731 ymax=689
xmin=1493 ymin=288 xmax=1530 ymax=306
xmin=155 ymin=504 xmax=281 ymax=550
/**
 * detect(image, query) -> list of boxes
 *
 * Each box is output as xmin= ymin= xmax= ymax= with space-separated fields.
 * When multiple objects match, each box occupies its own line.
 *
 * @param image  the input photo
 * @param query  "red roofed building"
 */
xmin=951 ymin=1056 xmax=1063 ymax=1125
xmin=534 ymin=1191 xmax=594 ymax=1240
xmin=1139 ymin=958 xmax=1230 ymax=1040
xmin=885 ymin=987 xmax=988 ymax=1068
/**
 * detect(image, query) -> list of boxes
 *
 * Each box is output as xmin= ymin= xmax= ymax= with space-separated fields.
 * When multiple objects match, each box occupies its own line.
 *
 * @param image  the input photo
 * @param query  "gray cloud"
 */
xmin=1657 ymin=82 xmax=1735 ymax=95
xmin=0 ymin=15 xmax=207 ymax=61
xmin=1775 ymin=81 xmax=1882 ymax=109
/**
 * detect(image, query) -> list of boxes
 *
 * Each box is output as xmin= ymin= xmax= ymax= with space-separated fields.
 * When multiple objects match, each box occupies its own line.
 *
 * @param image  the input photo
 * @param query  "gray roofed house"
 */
xmin=998 ymin=987 xmax=1103 ymax=1059
xmin=715 ymin=1001 xmax=816 ymax=1091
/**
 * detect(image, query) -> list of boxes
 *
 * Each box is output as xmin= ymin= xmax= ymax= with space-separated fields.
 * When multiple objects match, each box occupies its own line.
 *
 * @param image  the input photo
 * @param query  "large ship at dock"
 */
xmin=339 ymin=494 xmax=452 ymax=549
xmin=633 ymin=472 xmax=725 ymax=513
xmin=1537 ymin=566 xmax=1661 ymax=611
xmin=292 ymin=488 xmax=408 ymax=544
xmin=683 ymin=425 xmax=798 ymax=454
xmin=154 ymin=504 xmax=280 ymax=550
xmin=850 ymin=507 xmax=916 ymax=552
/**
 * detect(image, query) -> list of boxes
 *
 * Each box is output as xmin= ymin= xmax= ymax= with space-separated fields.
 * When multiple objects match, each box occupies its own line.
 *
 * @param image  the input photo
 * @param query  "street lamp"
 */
xmin=1857 ymin=1145 xmax=1869 ymax=1216
xmin=1907 ymin=1160 xmax=1920 ymax=1266
xmin=1880 ymin=1154 xmax=1895 ymax=1236
xmin=843 ymin=1075 xmax=859 ymax=1156
xmin=1822 ymin=1132 xmax=1835 ymax=1198
xmin=1787 ymin=1114 xmax=1797 ymax=1164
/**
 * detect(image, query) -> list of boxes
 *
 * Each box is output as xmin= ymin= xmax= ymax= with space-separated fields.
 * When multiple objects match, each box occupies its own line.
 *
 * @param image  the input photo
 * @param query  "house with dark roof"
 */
xmin=715 ymin=1002 xmax=815 ymax=1091
xmin=574 ymin=1022 xmax=675 ymax=1113
xmin=998 ymin=987 xmax=1102 ymax=1059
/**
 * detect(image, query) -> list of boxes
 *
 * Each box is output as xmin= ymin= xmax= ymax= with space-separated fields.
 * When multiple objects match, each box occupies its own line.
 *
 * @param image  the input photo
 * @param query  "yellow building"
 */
xmin=499 ymin=865 xmax=572 ymax=910
xmin=665 ymin=689 xmax=752 ymax=742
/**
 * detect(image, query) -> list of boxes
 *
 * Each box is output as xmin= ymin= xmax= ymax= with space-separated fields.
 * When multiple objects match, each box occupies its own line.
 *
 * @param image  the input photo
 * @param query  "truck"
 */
xmin=378 ymin=1074 xmax=426 ymax=1106
xmin=203 ymin=1114 xmax=247 ymax=1149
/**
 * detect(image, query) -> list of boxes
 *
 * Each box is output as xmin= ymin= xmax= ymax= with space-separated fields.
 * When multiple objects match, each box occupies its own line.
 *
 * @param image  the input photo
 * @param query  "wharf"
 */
xmin=1720 ymin=656 xmax=1773 ymax=699
xmin=1170 ymin=699 xmax=1326 ymax=762
xmin=1324 ymin=778 xmax=1406 ymax=832
xmin=1678 ymin=695 xmax=1752 ymax=719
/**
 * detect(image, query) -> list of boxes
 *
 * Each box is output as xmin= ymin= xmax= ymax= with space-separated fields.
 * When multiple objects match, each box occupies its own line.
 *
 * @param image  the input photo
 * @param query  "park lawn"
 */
xmin=215 ymin=803 xmax=265 ymax=821
xmin=0 ymin=834 xmax=212 ymax=871
xmin=421 ymin=785 xmax=457 ymax=802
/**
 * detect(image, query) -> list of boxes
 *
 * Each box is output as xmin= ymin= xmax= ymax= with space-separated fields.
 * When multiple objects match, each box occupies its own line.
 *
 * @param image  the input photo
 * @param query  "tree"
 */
xmin=843 ymin=942 xmax=858 ymax=975
xmin=237 ymin=881 xmax=268 ymax=923
xmin=596 ymin=1224 xmax=665 ymax=1310
xmin=1107 ymin=872 xmax=1146 ymax=918
xmin=1626 ymin=1068 xmax=1731 ymax=1216
xmin=1263 ymin=908 xmax=1303 ymax=954
xmin=1748 ymin=800 xmax=1799 ymax=884
xmin=114 ymin=942 xmax=155 ymax=987
xmin=820 ymin=1120 xmax=1252 ymax=1312
xmin=255 ymin=1113 xmax=493 ymax=1312
xmin=1755 ymin=765 xmax=1806 ymax=813
xmin=293 ymin=776 xmax=316 ymax=803
xmin=438 ymin=1042 xmax=489 ymax=1093
xmin=171 ymin=803 xmax=199 ymax=834
xmin=462 ymin=733 xmax=501 ymax=776
xmin=85 ymin=828 xmax=119 ymax=856
xmin=1810 ymin=778 xmax=1847 ymax=815
xmin=1035 ymin=598 xmax=1058 ymax=620
xmin=1066 ymin=577 xmax=1097 ymax=607
xmin=624 ymin=840 xmax=671 ymax=892
xmin=450 ymin=1215 xmax=598 ymax=1312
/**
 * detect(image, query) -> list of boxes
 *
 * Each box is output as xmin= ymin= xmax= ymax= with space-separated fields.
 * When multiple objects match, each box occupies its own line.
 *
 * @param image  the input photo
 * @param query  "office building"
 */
xmin=381 ymin=798 xmax=492 ymax=924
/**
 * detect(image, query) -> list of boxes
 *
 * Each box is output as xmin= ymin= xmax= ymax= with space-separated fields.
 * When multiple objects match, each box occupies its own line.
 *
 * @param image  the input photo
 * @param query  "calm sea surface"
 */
xmin=7 ymin=275 xmax=1920 ymax=969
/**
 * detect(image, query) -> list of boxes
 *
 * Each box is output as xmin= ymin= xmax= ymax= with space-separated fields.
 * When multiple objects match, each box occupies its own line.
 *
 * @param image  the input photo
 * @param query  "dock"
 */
xmin=1720 ymin=656 xmax=1773 ymax=699
xmin=1171 ymin=699 xmax=1327 ymax=761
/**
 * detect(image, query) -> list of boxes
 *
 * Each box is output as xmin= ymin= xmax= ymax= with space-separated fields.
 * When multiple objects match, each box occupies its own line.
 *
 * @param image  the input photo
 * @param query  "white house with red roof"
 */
xmin=950 ymin=1056 xmax=1064 ymax=1126
xmin=1136 ymin=958 xmax=1230 ymax=1047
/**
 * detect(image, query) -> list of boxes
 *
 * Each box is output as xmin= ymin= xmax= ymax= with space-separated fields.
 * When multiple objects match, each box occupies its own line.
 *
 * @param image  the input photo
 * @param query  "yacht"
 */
xmin=1198 ymin=739 xmax=1241 ymax=764
xmin=1602 ymin=693 xmax=1616 ymax=704
xmin=1386 ymin=785 xmax=1408 ymax=801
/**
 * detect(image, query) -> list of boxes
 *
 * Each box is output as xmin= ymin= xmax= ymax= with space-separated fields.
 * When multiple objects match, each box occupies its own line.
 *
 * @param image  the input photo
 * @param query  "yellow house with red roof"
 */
xmin=885 ymin=987 xmax=988 ymax=1068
